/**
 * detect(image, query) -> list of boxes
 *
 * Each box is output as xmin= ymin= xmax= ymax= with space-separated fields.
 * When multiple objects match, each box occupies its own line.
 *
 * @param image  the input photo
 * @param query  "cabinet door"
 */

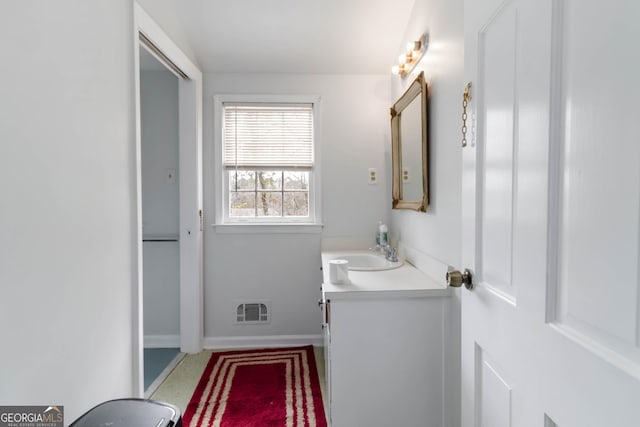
xmin=328 ymin=298 xmax=444 ymax=427
xmin=322 ymin=298 xmax=331 ymax=422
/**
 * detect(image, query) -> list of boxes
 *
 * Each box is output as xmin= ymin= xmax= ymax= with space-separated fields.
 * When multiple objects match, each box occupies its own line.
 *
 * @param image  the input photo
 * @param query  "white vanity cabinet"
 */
xmin=321 ymin=251 xmax=450 ymax=427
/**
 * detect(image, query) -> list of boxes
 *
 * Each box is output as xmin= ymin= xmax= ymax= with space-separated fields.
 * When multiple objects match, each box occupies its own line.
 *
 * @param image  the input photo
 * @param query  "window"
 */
xmin=220 ymin=100 xmax=319 ymax=225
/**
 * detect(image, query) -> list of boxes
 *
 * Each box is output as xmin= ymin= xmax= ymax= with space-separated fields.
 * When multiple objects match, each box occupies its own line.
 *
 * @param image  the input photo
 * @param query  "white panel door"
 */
xmin=462 ymin=0 xmax=640 ymax=426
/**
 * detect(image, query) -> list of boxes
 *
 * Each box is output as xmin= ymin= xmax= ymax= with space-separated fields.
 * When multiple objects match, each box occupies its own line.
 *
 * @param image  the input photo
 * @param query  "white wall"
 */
xmin=0 ymin=0 xmax=136 ymax=423
xmin=390 ymin=0 xmax=464 ymax=426
xmin=391 ymin=0 xmax=464 ymax=266
xmin=203 ymin=74 xmax=391 ymax=342
xmin=140 ymin=70 xmax=180 ymax=343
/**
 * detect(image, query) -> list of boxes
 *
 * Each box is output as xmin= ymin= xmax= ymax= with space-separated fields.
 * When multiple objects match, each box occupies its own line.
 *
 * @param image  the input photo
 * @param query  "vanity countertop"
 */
xmin=321 ymin=250 xmax=449 ymax=300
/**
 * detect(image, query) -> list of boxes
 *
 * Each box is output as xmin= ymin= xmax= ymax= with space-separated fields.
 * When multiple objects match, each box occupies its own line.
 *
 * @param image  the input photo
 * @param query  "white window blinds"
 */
xmin=223 ymin=103 xmax=314 ymax=169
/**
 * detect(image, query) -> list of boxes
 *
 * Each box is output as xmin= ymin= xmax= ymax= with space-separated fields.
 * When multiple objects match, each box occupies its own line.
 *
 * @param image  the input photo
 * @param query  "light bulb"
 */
xmin=398 ymin=53 xmax=407 ymax=64
xmin=391 ymin=65 xmax=400 ymax=75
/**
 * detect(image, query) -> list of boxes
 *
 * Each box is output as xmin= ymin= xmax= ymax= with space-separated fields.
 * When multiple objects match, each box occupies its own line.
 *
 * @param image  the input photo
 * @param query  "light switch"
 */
xmin=368 ymin=168 xmax=378 ymax=185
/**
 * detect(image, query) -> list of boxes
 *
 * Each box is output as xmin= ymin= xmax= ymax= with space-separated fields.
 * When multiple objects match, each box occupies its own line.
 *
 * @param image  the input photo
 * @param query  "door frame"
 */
xmin=132 ymin=2 xmax=204 ymax=396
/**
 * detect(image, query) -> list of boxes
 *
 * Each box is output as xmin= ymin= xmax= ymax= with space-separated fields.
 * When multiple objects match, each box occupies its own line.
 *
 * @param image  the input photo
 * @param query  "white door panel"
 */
xmin=463 ymin=0 xmax=522 ymax=425
xmin=479 ymin=0 xmax=517 ymax=297
xmin=547 ymin=0 xmax=640 ymax=368
xmin=463 ymin=0 xmax=640 ymax=425
xmin=476 ymin=345 xmax=513 ymax=427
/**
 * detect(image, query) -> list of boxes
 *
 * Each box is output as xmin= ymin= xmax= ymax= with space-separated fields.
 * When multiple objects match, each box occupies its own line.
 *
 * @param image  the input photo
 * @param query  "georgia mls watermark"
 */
xmin=0 ymin=406 xmax=63 ymax=427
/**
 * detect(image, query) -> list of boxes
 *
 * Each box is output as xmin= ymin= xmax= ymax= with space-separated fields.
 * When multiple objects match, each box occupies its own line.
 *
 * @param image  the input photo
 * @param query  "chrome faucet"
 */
xmin=382 ymin=245 xmax=398 ymax=262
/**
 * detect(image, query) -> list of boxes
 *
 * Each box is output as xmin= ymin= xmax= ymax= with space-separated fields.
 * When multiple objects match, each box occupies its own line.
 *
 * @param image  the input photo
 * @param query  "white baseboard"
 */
xmin=144 ymin=334 xmax=180 ymax=348
xmin=204 ymin=334 xmax=323 ymax=350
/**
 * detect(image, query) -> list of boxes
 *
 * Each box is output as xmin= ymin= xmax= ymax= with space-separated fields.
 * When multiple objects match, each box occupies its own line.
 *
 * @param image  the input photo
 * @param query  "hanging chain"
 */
xmin=462 ymin=82 xmax=472 ymax=147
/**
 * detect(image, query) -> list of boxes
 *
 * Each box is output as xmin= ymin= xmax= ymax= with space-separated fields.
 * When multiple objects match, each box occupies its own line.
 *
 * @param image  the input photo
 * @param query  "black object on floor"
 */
xmin=70 ymin=398 xmax=182 ymax=427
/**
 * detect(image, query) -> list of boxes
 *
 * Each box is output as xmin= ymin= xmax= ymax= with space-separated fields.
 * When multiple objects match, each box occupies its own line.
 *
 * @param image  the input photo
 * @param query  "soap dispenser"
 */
xmin=379 ymin=222 xmax=388 ymax=247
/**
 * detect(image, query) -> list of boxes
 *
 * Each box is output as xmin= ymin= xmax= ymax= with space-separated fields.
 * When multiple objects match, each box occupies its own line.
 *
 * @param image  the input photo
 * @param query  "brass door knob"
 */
xmin=446 ymin=268 xmax=473 ymax=290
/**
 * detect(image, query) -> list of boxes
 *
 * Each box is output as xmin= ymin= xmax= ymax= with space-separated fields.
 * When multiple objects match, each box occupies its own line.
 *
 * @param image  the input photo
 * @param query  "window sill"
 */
xmin=212 ymin=223 xmax=324 ymax=234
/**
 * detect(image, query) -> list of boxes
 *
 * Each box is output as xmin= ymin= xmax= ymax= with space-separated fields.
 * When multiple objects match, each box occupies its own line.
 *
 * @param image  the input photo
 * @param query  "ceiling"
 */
xmin=139 ymin=0 xmax=417 ymax=74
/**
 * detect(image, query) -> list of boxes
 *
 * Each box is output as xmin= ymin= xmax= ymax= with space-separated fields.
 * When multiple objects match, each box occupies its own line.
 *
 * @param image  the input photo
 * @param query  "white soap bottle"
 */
xmin=379 ymin=222 xmax=388 ymax=247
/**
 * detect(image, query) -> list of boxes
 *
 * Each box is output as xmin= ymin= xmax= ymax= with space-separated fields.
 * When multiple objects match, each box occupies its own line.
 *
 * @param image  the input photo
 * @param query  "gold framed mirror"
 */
xmin=391 ymin=71 xmax=428 ymax=211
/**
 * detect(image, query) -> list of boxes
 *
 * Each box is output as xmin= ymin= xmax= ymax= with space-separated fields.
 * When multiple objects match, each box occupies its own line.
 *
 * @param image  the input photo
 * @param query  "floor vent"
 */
xmin=235 ymin=301 xmax=270 ymax=324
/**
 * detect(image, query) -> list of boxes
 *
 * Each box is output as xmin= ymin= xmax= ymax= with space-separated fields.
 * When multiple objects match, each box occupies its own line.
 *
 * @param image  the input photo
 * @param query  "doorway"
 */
xmin=133 ymin=3 xmax=204 ymax=397
xmin=139 ymin=47 xmax=182 ymax=396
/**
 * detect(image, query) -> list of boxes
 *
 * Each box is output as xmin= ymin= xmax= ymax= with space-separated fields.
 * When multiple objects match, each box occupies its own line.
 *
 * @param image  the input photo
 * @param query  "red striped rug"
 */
xmin=183 ymin=346 xmax=327 ymax=427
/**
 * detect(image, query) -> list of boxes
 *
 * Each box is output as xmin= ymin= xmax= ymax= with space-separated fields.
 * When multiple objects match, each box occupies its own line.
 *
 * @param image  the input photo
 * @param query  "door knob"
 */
xmin=446 ymin=268 xmax=473 ymax=290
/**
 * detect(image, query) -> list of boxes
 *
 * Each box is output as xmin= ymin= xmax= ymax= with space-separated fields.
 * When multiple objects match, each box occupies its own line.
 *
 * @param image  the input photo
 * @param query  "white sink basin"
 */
xmin=332 ymin=253 xmax=403 ymax=271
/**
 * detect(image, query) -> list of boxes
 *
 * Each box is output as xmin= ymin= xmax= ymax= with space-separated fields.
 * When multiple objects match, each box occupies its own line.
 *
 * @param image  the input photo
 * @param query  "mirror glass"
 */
xmin=391 ymin=71 xmax=428 ymax=211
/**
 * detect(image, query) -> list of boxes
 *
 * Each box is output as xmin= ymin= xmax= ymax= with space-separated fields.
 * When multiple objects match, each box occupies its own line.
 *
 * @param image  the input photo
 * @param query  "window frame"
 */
xmin=213 ymin=94 xmax=322 ymax=232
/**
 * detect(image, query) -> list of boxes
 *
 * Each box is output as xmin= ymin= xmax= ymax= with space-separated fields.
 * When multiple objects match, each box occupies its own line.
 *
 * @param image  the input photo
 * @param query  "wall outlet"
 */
xmin=368 ymin=168 xmax=378 ymax=184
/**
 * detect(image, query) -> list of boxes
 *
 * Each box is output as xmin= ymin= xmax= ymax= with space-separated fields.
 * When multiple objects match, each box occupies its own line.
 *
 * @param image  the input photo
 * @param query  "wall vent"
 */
xmin=235 ymin=301 xmax=270 ymax=324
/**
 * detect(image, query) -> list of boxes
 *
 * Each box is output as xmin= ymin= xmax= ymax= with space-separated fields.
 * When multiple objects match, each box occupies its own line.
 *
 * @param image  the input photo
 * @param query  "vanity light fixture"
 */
xmin=391 ymin=34 xmax=428 ymax=77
